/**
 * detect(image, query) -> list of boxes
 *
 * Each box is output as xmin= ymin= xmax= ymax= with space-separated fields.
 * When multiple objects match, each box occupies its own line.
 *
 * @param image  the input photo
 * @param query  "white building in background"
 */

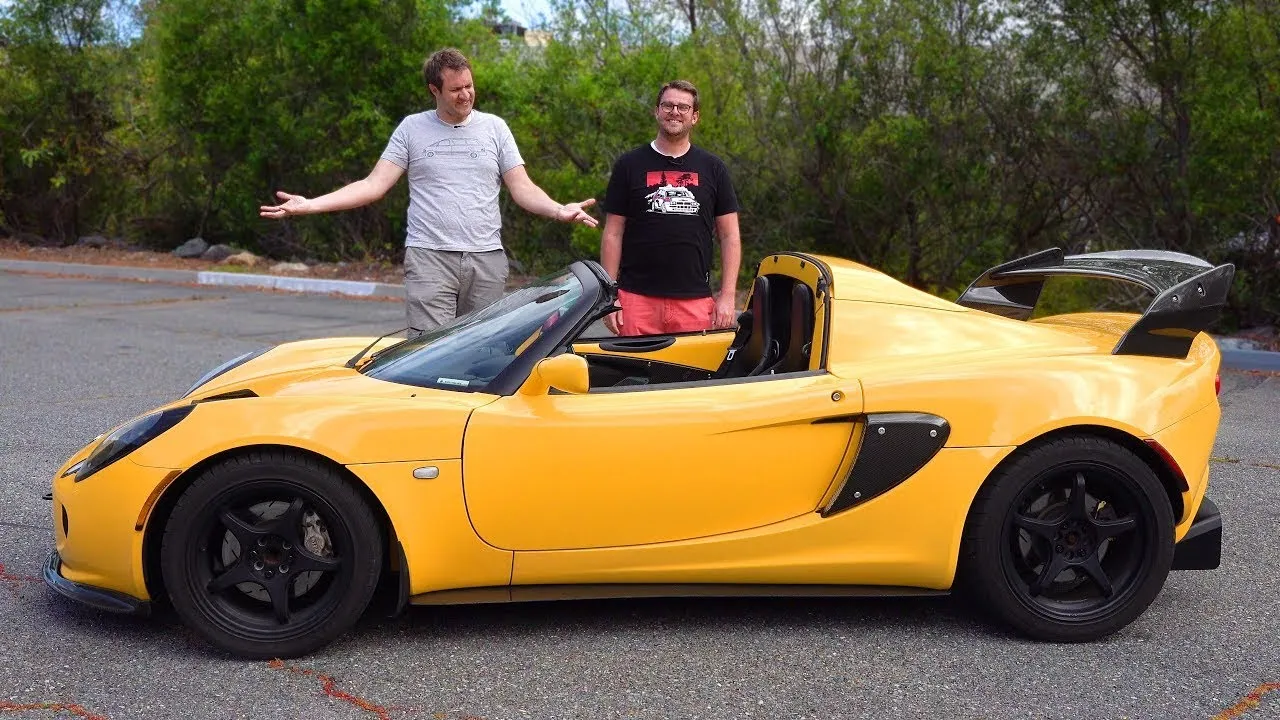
xmin=492 ymin=21 xmax=554 ymax=53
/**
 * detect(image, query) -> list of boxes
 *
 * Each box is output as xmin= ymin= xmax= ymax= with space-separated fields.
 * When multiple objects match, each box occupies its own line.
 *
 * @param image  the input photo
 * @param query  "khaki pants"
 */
xmin=404 ymin=247 xmax=509 ymax=336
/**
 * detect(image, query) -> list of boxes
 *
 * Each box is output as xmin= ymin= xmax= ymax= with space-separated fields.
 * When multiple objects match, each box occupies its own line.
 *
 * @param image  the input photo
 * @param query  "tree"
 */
xmin=0 ymin=0 xmax=132 ymax=242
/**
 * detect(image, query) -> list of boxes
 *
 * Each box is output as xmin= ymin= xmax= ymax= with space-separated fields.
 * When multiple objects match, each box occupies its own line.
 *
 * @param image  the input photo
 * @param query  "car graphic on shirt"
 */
xmin=644 ymin=185 xmax=701 ymax=215
xmin=425 ymin=138 xmax=487 ymax=158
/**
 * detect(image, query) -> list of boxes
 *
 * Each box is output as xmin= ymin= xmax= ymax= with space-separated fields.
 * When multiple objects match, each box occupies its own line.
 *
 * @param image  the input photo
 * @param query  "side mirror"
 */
xmin=521 ymin=353 xmax=590 ymax=395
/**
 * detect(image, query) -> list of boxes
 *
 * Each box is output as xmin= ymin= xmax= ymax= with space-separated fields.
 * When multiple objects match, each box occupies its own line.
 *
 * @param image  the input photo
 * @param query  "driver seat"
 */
xmin=715 ymin=276 xmax=779 ymax=378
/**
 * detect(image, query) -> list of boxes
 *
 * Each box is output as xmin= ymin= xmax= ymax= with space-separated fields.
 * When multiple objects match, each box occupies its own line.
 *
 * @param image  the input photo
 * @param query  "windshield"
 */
xmin=361 ymin=270 xmax=584 ymax=392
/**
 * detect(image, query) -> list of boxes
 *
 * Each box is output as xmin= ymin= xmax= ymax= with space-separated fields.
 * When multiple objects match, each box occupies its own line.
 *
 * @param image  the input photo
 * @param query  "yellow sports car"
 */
xmin=46 ymin=249 xmax=1232 ymax=658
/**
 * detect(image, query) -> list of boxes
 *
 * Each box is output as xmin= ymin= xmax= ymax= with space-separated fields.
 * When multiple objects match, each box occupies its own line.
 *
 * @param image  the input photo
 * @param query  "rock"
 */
xmin=224 ymin=251 xmax=260 ymax=267
xmin=1217 ymin=337 xmax=1261 ymax=351
xmin=201 ymin=244 xmax=238 ymax=262
xmin=270 ymin=262 xmax=310 ymax=274
xmin=15 ymin=231 xmax=51 ymax=247
xmin=77 ymin=235 xmax=109 ymax=248
xmin=173 ymin=237 xmax=209 ymax=258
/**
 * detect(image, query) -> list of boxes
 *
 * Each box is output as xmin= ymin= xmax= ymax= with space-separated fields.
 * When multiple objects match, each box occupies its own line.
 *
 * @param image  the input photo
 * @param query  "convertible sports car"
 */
xmin=45 ymin=248 xmax=1232 ymax=658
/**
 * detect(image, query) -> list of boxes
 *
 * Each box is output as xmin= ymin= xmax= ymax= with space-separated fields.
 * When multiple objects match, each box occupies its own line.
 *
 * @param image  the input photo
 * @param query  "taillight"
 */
xmin=1215 ymin=373 xmax=1221 ymax=396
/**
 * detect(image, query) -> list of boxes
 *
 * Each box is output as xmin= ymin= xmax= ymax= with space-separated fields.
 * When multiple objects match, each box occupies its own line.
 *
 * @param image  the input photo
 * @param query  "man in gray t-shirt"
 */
xmin=261 ymin=48 xmax=597 ymax=335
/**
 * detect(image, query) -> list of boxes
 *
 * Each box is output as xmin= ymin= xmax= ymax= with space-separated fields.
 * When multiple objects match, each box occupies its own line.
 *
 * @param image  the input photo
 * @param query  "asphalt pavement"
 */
xmin=1 ymin=267 xmax=1278 ymax=720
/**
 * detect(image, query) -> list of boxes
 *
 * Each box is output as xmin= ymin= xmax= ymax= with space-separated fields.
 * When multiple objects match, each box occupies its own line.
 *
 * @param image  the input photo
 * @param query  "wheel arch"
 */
xmin=968 ymin=424 xmax=1185 ymax=530
xmin=140 ymin=444 xmax=397 ymax=605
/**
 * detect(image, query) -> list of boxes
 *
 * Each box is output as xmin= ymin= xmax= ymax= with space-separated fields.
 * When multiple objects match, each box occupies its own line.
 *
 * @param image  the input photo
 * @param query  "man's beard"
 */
xmin=659 ymin=123 xmax=691 ymax=141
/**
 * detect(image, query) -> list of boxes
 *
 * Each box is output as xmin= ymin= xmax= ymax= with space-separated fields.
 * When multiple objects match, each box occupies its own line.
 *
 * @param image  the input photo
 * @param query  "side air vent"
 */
xmin=822 ymin=413 xmax=950 ymax=516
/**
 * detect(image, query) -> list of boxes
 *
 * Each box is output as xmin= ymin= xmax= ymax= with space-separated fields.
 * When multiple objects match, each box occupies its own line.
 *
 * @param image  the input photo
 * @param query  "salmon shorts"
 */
xmin=617 ymin=289 xmax=715 ymax=336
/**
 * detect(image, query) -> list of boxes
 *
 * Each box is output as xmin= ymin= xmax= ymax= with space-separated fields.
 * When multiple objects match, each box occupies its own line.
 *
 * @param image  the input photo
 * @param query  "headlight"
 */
xmin=76 ymin=406 xmax=195 ymax=482
xmin=184 ymin=348 xmax=268 ymax=397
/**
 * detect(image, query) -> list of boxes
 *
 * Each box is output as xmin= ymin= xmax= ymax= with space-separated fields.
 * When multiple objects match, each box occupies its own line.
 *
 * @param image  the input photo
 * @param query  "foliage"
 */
xmin=0 ymin=0 xmax=134 ymax=242
xmin=1 ymin=0 xmax=1277 ymax=327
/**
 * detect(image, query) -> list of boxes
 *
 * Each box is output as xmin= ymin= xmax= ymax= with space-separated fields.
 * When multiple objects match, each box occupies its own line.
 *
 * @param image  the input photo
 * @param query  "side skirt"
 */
xmin=409 ymin=584 xmax=949 ymax=606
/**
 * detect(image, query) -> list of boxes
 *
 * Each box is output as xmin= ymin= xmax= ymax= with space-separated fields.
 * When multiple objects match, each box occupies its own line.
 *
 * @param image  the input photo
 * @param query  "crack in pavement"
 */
xmin=1212 ymin=682 xmax=1280 ymax=719
xmin=265 ymin=661 xmax=486 ymax=719
xmin=0 ymin=701 xmax=107 ymax=719
xmin=0 ymin=520 xmax=46 ymax=531
xmin=267 ymin=659 xmax=409 ymax=719
xmin=0 ymin=562 xmax=39 ymax=591
xmin=1211 ymin=456 xmax=1280 ymax=471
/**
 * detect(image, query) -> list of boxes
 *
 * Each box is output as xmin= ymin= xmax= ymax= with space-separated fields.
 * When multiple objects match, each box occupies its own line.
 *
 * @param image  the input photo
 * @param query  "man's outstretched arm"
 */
xmin=502 ymin=165 xmax=599 ymax=227
xmin=260 ymin=160 xmax=405 ymax=219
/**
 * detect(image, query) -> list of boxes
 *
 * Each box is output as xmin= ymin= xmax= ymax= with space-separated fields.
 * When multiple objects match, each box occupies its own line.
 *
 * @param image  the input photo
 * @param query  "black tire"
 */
xmin=160 ymin=450 xmax=383 ymax=658
xmin=959 ymin=436 xmax=1174 ymax=642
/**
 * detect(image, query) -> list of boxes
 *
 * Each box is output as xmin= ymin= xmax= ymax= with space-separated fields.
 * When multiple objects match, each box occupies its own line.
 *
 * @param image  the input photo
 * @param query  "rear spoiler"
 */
xmin=956 ymin=248 xmax=1236 ymax=358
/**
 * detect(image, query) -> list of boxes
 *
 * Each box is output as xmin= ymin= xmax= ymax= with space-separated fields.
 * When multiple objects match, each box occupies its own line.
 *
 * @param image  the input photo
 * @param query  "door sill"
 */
xmin=409 ymin=583 xmax=947 ymax=606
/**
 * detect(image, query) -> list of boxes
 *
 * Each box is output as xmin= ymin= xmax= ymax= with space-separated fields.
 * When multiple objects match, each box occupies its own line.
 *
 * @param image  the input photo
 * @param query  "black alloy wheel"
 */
xmin=960 ymin=436 xmax=1175 ymax=642
xmin=160 ymin=451 xmax=382 ymax=658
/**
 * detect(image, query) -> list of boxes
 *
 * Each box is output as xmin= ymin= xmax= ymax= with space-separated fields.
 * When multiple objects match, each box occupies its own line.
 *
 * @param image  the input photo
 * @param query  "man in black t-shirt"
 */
xmin=600 ymin=80 xmax=741 ymax=336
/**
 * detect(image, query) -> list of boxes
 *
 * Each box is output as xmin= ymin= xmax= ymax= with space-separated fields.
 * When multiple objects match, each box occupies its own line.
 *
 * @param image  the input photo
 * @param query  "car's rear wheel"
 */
xmin=960 ymin=436 xmax=1174 ymax=642
xmin=160 ymin=450 xmax=382 ymax=658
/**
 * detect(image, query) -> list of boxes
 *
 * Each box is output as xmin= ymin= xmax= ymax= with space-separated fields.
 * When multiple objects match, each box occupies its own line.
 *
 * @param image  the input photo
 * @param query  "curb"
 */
xmin=3 ymin=256 xmax=1278 ymax=372
xmin=0 ymin=258 xmax=402 ymax=300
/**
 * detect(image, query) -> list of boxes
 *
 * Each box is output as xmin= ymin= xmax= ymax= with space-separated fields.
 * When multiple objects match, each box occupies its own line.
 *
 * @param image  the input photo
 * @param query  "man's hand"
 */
xmin=260 ymin=191 xmax=313 ymax=219
xmin=713 ymin=293 xmax=738 ymax=329
xmin=557 ymin=198 xmax=599 ymax=227
xmin=603 ymin=308 xmax=623 ymax=335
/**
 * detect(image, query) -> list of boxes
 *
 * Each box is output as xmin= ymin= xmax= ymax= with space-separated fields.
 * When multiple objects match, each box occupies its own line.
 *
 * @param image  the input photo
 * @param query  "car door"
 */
xmin=461 ymin=372 xmax=862 ymax=551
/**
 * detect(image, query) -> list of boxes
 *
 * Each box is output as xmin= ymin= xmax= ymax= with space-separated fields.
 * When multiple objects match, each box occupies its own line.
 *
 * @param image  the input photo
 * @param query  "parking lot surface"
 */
xmin=1 ymin=271 xmax=1277 ymax=720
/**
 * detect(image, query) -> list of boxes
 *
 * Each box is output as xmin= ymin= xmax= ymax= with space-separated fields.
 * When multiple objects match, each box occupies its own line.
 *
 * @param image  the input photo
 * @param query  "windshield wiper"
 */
xmin=345 ymin=326 xmax=410 ymax=369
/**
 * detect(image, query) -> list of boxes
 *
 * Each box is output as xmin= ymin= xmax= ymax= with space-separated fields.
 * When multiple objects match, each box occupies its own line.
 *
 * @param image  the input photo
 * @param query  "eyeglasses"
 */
xmin=658 ymin=102 xmax=694 ymax=115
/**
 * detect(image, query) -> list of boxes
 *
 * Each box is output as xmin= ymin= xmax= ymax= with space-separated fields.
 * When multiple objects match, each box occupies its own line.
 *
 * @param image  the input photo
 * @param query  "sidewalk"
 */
xmin=0 ymin=257 xmax=403 ymax=300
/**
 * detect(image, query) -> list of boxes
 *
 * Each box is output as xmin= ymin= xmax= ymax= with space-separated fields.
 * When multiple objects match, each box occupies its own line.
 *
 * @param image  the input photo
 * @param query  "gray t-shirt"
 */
xmin=381 ymin=109 xmax=525 ymax=252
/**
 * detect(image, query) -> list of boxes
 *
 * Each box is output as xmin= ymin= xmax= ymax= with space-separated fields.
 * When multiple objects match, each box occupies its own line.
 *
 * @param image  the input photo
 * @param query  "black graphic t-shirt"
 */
xmin=603 ymin=144 xmax=740 ymax=298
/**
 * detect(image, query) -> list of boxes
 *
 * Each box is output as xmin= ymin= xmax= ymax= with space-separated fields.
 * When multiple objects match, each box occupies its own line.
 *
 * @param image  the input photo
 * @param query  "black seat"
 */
xmin=777 ymin=283 xmax=814 ymax=373
xmin=715 ymin=276 xmax=780 ymax=378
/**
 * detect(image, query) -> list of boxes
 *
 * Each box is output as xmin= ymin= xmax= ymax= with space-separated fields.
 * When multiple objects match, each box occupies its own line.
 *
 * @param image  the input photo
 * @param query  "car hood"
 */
xmin=187 ymin=336 xmax=407 ymax=400
xmin=130 ymin=337 xmax=495 ymax=466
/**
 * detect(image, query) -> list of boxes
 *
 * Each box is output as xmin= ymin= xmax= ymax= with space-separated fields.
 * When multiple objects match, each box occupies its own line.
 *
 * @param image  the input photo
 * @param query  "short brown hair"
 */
xmin=423 ymin=48 xmax=472 ymax=90
xmin=655 ymin=80 xmax=700 ymax=112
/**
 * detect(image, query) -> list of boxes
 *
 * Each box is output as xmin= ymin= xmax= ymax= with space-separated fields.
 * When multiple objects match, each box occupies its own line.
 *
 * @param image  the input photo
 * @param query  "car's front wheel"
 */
xmin=160 ymin=450 xmax=383 ymax=658
xmin=960 ymin=436 xmax=1175 ymax=642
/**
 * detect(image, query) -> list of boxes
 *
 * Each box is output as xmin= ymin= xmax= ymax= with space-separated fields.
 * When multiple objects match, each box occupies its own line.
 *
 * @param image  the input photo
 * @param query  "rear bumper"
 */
xmin=43 ymin=551 xmax=151 ymax=616
xmin=1171 ymin=497 xmax=1222 ymax=571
